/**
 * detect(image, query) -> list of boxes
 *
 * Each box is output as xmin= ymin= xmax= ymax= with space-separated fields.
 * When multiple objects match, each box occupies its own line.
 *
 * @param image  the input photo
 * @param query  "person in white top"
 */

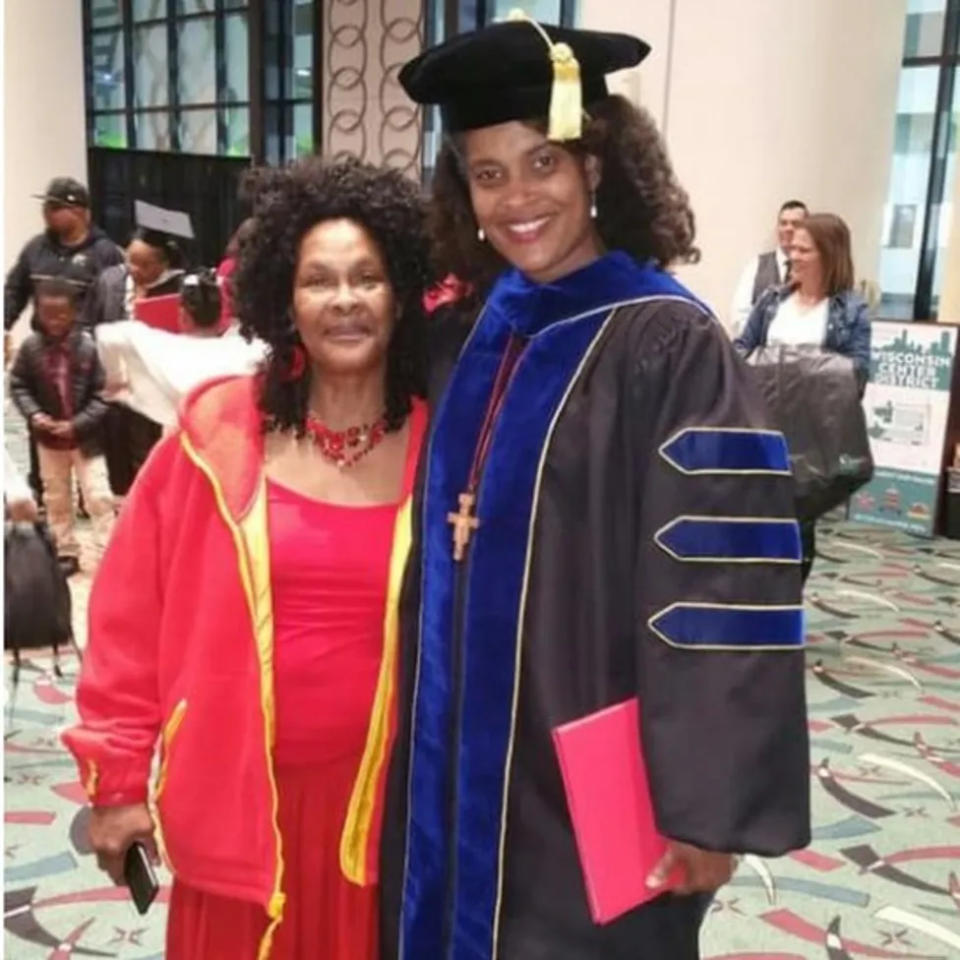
xmin=97 ymin=270 xmax=267 ymax=432
xmin=735 ymin=212 xmax=871 ymax=585
xmin=727 ymin=200 xmax=808 ymax=337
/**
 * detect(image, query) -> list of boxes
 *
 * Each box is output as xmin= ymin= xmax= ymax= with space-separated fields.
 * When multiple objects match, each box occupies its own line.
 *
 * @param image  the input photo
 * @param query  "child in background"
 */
xmin=9 ymin=277 xmax=114 ymax=576
xmin=179 ymin=269 xmax=223 ymax=336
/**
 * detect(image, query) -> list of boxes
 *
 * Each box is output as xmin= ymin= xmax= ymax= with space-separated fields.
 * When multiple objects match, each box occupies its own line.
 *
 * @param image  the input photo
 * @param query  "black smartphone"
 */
xmin=124 ymin=841 xmax=160 ymax=916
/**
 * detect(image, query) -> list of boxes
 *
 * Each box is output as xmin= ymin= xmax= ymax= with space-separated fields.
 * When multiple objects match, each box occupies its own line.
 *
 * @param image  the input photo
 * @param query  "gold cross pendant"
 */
xmin=447 ymin=491 xmax=479 ymax=562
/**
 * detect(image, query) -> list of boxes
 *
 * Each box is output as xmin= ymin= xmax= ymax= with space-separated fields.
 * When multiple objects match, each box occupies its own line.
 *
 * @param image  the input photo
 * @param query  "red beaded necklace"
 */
xmin=304 ymin=412 xmax=389 ymax=469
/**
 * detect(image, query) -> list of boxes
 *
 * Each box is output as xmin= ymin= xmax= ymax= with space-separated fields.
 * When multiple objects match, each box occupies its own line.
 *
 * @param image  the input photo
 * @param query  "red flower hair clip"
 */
xmin=424 ymin=275 xmax=473 ymax=315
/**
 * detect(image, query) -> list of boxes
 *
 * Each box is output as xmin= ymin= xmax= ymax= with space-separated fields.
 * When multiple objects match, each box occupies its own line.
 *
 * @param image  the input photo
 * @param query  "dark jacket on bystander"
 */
xmin=9 ymin=329 xmax=109 ymax=457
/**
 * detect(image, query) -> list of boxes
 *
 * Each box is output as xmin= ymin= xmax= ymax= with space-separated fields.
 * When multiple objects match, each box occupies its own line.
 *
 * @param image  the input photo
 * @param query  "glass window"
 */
xmin=902 ymin=0 xmax=946 ymax=58
xmin=489 ymin=0 xmax=561 ymax=24
xmin=266 ymin=103 xmax=314 ymax=161
xmin=175 ymin=0 xmax=215 ymax=13
xmin=878 ymin=65 xmax=941 ymax=319
xmin=91 ymin=30 xmax=126 ymax=111
xmin=223 ymin=105 xmax=251 ymax=156
xmin=897 ymin=60 xmax=942 ymax=109
xmin=895 ymin=112 xmax=936 ymax=153
xmin=460 ymin=0 xmax=479 ymax=28
xmin=264 ymin=31 xmax=282 ymax=101
xmin=178 ymin=17 xmax=217 ymax=105
xmin=91 ymin=0 xmax=123 ymax=28
xmin=264 ymin=104 xmax=283 ymax=164
xmin=888 ymin=205 xmax=919 ymax=248
xmin=225 ymin=13 xmax=250 ymax=103
xmin=93 ymin=113 xmax=128 ymax=149
xmin=265 ymin=102 xmax=309 ymax=163
xmin=257 ymin=0 xmax=323 ymax=162
xmin=291 ymin=1 xmax=314 ymax=100
xmin=931 ymin=72 xmax=960 ymax=315
xmin=420 ymin=0 xmax=574 ymax=177
xmin=135 ymin=111 xmax=172 ymax=151
xmin=180 ymin=109 xmax=218 ymax=154
xmin=133 ymin=24 xmax=170 ymax=107
xmin=133 ymin=0 xmax=168 ymax=20
xmin=293 ymin=102 xmax=314 ymax=157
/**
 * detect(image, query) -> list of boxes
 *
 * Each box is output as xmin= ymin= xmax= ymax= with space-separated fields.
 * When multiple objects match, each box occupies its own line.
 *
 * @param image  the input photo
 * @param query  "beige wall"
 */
xmin=3 ymin=0 xmax=88 ymax=337
xmin=579 ymin=0 xmax=907 ymax=325
xmin=321 ymin=0 xmax=424 ymax=175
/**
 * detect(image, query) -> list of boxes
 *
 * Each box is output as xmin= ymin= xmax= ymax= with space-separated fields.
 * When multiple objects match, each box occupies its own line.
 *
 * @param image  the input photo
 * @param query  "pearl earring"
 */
xmin=477 ymin=227 xmax=486 ymax=242
xmin=590 ymin=195 xmax=598 ymax=219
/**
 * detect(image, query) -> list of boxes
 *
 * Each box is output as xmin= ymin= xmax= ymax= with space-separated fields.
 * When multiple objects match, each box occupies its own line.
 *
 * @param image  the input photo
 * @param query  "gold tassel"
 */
xmin=548 ymin=42 xmax=582 ymax=141
xmin=507 ymin=9 xmax=583 ymax=141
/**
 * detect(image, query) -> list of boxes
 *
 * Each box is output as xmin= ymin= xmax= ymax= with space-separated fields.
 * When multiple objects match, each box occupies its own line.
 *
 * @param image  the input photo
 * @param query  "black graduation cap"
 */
xmin=399 ymin=9 xmax=649 ymax=141
xmin=134 ymin=199 xmax=195 ymax=242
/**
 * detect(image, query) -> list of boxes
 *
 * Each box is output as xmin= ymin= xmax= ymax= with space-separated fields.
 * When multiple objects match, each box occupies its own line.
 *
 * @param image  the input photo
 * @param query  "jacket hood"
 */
xmin=179 ymin=375 xmax=265 ymax=522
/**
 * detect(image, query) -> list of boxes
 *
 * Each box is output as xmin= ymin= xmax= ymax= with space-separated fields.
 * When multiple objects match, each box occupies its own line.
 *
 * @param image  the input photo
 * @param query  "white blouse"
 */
xmin=767 ymin=293 xmax=829 ymax=348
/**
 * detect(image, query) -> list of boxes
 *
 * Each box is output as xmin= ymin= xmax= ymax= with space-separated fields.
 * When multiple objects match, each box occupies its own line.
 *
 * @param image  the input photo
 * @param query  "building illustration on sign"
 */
xmin=870 ymin=328 xmax=956 ymax=392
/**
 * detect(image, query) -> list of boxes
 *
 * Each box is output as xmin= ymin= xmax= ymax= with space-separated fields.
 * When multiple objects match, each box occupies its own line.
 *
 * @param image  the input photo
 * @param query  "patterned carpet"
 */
xmin=5 ymin=504 xmax=960 ymax=956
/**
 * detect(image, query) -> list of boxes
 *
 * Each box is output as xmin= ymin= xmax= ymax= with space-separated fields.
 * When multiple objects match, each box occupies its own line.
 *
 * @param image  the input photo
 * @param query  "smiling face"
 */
xmin=777 ymin=205 xmax=806 ymax=255
xmin=461 ymin=120 xmax=603 ymax=284
xmin=292 ymin=218 xmax=396 ymax=378
xmin=37 ymin=293 xmax=75 ymax=340
xmin=127 ymin=240 xmax=168 ymax=289
xmin=789 ymin=226 xmax=824 ymax=294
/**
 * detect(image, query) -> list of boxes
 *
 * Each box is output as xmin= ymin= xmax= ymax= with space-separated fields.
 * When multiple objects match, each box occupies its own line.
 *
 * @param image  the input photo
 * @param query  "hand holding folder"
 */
xmin=552 ymin=697 xmax=685 ymax=924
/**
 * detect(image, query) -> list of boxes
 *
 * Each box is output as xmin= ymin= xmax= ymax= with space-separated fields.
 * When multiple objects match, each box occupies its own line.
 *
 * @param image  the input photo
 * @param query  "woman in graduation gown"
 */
xmin=376 ymin=16 xmax=811 ymax=960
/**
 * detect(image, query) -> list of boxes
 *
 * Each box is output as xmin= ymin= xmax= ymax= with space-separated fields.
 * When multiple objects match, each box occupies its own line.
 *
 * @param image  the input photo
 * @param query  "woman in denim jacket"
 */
xmin=735 ymin=212 xmax=871 ymax=582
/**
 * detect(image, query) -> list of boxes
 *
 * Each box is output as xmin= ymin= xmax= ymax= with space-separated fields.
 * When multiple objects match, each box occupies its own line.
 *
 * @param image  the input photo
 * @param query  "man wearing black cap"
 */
xmin=5 ymin=177 xmax=124 ymax=504
xmin=5 ymin=178 xmax=124 ymax=333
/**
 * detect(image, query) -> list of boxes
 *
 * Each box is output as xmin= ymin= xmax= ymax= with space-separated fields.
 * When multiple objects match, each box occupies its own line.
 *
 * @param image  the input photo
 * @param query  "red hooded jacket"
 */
xmin=62 ymin=375 xmax=421 ymax=955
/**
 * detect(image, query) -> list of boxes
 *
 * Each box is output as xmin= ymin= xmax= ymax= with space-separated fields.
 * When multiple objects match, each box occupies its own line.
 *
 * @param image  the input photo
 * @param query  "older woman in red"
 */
xmin=62 ymin=157 xmax=431 ymax=959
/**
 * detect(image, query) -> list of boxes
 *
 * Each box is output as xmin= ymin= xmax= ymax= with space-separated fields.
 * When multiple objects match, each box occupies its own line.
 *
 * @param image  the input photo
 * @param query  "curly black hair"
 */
xmin=430 ymin=95 xmax=699 ymax=293
xmin=233 ymin=155 xmax=432 ymax=434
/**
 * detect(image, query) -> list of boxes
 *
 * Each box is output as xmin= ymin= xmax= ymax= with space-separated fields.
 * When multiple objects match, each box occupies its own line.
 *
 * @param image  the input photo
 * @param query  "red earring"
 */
xmin=282 ymin=344 xmax=307 ymax=382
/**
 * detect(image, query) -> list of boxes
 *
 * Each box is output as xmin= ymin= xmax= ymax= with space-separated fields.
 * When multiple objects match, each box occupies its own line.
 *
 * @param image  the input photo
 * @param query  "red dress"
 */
xmin=166 ymin=435 xmax=419 ymax=958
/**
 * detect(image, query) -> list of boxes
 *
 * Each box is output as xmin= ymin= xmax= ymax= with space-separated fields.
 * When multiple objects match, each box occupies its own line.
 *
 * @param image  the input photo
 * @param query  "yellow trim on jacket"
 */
xmin=340 ymin=498 xmax=413 ymax=885
xmin=181 ymin=434 xmax=286 ymax=960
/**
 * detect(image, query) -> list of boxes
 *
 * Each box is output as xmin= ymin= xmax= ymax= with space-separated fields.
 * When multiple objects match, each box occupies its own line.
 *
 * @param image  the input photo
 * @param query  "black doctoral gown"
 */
xmin=380 ymin=251 xmax=811 ymax=960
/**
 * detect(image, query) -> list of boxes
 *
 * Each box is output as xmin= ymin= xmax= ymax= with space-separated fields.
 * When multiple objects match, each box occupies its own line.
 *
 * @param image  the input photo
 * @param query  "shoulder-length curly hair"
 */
xmin=233 ymin=155 xmax=432 ymax=434
xmin=430 ymin=95 xmax=699 ymax=293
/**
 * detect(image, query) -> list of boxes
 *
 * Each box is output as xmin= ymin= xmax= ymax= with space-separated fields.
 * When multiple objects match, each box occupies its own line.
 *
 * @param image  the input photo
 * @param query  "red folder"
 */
xmin=134 ymin=294 xmax=182 ymax=334
xmin=552 ymin=697 xmax=682 ymax=924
